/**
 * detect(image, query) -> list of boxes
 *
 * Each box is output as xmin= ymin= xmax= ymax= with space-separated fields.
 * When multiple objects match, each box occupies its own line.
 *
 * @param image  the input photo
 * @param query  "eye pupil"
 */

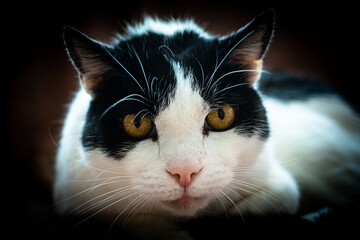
xmin=206 ymin=105 xmax=235 ymax=131
xmin=134 ymin=116 xmax=142 ymax=128
xmin=123 ymin=114 xmax=153 ymax=139
xmin=218 ymin=109 xmax=225 ymax=120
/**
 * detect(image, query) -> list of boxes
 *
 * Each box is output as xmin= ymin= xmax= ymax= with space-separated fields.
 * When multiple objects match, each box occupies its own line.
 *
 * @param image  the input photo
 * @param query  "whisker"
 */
xmin=48 ymin=125 xmax=59 ymax=149
xmin=100 ymin=94 xmax=150 ymax=119
xmin=209 ymin=69 xmax=269 ymax=94
xmin=209 ymin=70 xmax=247 ymax=93
xmin=104 ymin=48 xmax=146 ymax=95
xmin=230 ymin=178 xmax=282 ymax=209
xmin=214 ymin=83 xmax=248 ymax=95
xmin=206 ymin=30 xmax=255 ymax=92
xmin=213 ymin=192 xmax=229 ymax=218
xmin=68 ymin=184 xmax=134 ymax=217
xmin=158 ymin=44 xmax=175 ymax=59
xmin=105 ymin=193 xmax=147 ymax=237
xmin=122 ymin=194 xmax=148 ymax=225
xmin=131 ymin=109 xmax=150 ymax=125
xmin=131 ymin=45 xmax=151 ymax=98
xmin=224 ymin=185 xmax=268 ymax=217
xmin=75 ymin=187 xmax=134 ymax=217
xmin=195 ymin=57 xmax=205 ymax=89
xmin=150 ymin=76 xmax=158 ymax=99
xmin=56 ymin=177 xmax=130 ymax=206
xmin=64 ymin=175 xmax=130 ymax=183
xmin=230 ymin=182 xmax=282 ymax=215
xmin=75 ymin=191 xmax=138 ymax=226
xmin=74 ymin=158 xmax=125 ymax=175
xmin=219 ymin=189 xmax=246 ymax=225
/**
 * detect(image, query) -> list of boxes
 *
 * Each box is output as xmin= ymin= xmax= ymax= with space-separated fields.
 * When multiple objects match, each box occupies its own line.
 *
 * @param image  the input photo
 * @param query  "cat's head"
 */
xmin=64 ymin=10 xmax=274 ymax=217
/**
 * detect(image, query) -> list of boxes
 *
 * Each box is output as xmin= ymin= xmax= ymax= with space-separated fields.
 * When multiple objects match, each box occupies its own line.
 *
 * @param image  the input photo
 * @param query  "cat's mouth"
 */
xmin=162 ymin=194 xmax=206 ymax=211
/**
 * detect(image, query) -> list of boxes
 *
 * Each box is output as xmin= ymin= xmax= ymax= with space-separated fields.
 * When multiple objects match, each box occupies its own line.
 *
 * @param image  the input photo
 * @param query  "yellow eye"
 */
xmin=206 ymin=105 xmax=235 ymax=131
xmin=123 ymin=114 xmax=153 ymax=138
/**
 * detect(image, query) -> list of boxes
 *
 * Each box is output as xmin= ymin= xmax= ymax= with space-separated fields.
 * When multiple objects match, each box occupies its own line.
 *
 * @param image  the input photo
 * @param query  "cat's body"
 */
xmin=54 ymin=10 xmax=360 ymax=238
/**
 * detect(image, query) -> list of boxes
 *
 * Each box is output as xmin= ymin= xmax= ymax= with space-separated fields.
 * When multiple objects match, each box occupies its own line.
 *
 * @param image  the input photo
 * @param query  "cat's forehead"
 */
xmin=155 ymin=62 xmax=208 ymax=134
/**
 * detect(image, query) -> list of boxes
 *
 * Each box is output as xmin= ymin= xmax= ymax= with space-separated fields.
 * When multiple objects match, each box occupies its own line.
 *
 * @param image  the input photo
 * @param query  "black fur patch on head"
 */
xmin=80 ymin=34 xmax=179 ymax=158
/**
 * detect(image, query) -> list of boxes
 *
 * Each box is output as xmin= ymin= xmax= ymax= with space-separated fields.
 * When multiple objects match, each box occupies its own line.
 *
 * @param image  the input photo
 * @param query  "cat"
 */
xmin=54 ymin=9 xmax=360 ymax=239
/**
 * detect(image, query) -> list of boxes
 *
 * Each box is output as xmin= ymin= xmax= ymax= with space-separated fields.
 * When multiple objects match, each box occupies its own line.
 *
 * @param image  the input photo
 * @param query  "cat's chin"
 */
xmin=162 ymin=194 xmax=208 ymax=216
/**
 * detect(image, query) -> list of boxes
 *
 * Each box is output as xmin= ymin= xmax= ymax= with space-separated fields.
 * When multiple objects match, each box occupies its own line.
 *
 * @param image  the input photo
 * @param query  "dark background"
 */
xmin=5 ymin=1 xmax=360 ymax=238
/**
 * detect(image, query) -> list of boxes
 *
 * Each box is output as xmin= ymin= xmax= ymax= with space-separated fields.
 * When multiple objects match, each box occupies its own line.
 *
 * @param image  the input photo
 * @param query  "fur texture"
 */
xmin=54 ymin=10 xmax=360 ymax=239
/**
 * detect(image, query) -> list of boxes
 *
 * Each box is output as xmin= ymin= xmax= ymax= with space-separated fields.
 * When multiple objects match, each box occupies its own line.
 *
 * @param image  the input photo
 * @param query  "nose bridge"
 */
xmin=156 ymin=108 xmax=205 ymax=164
xmin=155 ymin=65 xmax=206 ymax=170
xmin=163 ymin=132 xmax=204 ymax=188
xmin=163 ymin=133 xmax=203 ymax=166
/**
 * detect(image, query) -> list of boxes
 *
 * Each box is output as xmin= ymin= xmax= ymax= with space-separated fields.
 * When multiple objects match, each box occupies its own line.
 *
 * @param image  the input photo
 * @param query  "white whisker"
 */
xmin=219 ymin=189 xmax=246 ymax=225
xmin=224 ymin=185 xmax=268 ymax=217
xmin=131 ymin=109 xmax=150 ymax=125
xmin=209 ymin=69 xmax=268 ymax=94
xmin=131 ymin=45 xmax=151 ymax=98
xmin=230 ymin=178 xmax=282 ymax=211
xmin=215 ymin=83 xmax=248 ymax=95
xmin=122 ymin=194 xmax=148 ymax=225
xmin=104 ymin=48 xmax=146 ymax=95
xmin=100 ymin=94 xmax=150 ymax=119
xmin=150 ymin=76 xmax=158 ymax=99
xmin=68 ymin=184 xmax=134 ymax=217
xmin=76 ymin=191 xmax=138 ymax=226
xmin=206 ymin=30 xmax=255 ymax=92
xmin=213 ymin=192 xmax=229 ymax=218
xmin=48 ymin=125 xmax=59 ymax=149
xmin=55 ymin=176 xmax=132 ymax=209
xmin=158 ymin=44 xmax=175 ymax=59
xmin=195 ymin=57 xmax=205 ymax=89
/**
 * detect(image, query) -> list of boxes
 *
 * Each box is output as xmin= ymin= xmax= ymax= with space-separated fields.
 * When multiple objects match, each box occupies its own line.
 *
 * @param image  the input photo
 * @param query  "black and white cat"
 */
xmin=54 ymin=9 xmax=360 ymax=238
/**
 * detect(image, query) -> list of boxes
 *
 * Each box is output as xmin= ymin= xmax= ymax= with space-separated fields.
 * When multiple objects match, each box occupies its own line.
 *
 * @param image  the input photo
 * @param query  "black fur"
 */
xmin=258 ymin=72 xmax=336 ymax=101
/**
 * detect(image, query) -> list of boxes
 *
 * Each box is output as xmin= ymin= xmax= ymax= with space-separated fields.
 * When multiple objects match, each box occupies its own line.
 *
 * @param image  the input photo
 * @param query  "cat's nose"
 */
xmin=166 ymin=165 xmax=202 ymax=188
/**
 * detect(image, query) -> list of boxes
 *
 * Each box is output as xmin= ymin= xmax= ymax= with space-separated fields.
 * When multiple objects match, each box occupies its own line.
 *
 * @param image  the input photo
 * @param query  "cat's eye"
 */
xmin=206 ymin=105 xmax=235 ymax=131
xmin=123 ymin=114 xmax=153 ymax=139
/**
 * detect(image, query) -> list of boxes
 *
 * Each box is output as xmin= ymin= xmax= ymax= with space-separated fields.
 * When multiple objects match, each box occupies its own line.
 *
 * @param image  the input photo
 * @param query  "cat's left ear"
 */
xmin=63 ymin=27 xmax=117 ymax=98
xmin=222 ymin=9 xmax=275 ymax=85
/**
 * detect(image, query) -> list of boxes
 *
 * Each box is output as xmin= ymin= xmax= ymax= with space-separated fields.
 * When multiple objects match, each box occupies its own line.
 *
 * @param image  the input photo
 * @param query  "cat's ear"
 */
xmin=63 ymin=27 xmax=115 ymax=98
xmin=222 ymin=9 xmax=275 ymax=85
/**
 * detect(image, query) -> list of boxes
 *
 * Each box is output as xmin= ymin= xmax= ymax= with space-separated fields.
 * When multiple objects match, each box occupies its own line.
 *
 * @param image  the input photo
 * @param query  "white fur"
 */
xmin=126 ymin=17 xmax=214 ymax=39
xmin=264 ymin=96 xmax=360 ymax=209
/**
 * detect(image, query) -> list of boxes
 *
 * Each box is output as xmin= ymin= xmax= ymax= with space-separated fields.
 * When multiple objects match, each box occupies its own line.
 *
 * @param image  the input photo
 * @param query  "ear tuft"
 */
xmin=63 ymin=27 xmax=114 ymax=98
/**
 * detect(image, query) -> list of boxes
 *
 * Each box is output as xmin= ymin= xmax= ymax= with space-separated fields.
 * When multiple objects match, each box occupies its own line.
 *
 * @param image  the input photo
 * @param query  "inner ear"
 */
xmin=63 ymin=27 xmax=116 ymax=98
xmin=225 ymin=9 xmax=275 ymax=85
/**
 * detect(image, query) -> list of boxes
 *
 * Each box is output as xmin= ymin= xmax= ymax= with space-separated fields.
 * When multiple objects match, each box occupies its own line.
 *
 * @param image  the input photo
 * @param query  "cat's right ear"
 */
xmin=63 ymin=27 xmax=115 ymax=98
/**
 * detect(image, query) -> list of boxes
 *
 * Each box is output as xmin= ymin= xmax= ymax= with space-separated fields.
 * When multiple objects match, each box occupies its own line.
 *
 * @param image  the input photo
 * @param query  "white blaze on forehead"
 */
xmin=155 ymin=63 xmax=207 ymax=163
xmin=156 ymin=63 xmax=207 ymax=136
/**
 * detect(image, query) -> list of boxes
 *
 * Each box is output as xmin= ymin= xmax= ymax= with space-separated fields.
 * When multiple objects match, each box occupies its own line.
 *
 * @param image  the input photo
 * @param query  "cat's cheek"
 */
xmin=120 ymin=140 xmax=161 ymax=174
xmin=204 ymin=131 xmax=265 ymax=168
xmin=204 ymin=131 xmax=238 ymax=168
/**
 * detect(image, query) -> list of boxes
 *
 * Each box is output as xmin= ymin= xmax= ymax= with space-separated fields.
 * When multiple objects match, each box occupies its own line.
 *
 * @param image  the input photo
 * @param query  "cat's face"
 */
xmin=64 ymin=10 xmax=274 ymax=217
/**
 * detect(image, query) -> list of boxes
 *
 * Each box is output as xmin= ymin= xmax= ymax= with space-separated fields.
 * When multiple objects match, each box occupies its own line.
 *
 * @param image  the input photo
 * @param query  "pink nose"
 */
xmin=166 ymin=165 xmax=202 ymax=188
